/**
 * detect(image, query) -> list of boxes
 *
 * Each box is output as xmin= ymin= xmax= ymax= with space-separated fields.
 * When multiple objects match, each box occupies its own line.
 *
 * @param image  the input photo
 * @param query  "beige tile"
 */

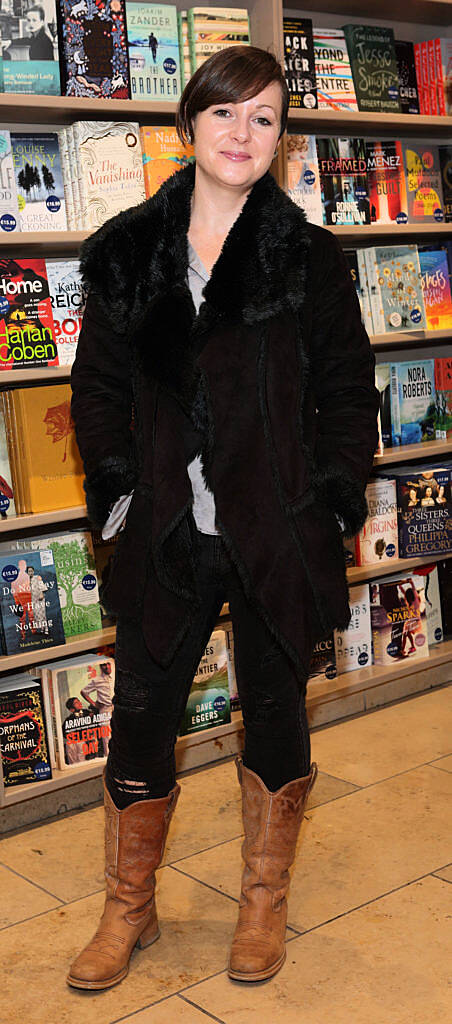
xmin=177 ymin=764 xmax=452 ymax=931
xmin=0 ymin=862 xmax=60 ymax=928
xmin=429 ymin=753 xmax=452 ymax=773
xmin=433 ymin=864 xmax=452 ymax=883
xmin=120 ymin=994 xmax=218 ymax=1022
xmin=188 ymin=876 xmax=452 ymax=1024
xmin=311 ymin=686 xmax=451 ymax=785
xmin=0 ymin=865 xmax=236 ymax=1024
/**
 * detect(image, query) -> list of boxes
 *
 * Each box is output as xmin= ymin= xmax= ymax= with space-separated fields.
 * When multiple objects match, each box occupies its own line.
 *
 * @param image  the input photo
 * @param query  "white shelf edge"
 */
xmin=0 ymin=506 xmax=87 ymax=532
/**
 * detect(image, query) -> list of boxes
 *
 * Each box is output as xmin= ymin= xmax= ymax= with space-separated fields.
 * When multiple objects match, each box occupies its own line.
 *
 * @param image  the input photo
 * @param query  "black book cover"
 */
xmin=439 ymin=146 xmax=452 ymax=223
xmin=395 ymin=40 xmax=420 ymax=115
xmin=283 ymin=17 xmax=317 ymax=109
xmin=0 ymin=679 xmax=52 ymax=787
xmin=316 ymin=136 xmax=370 ymax=225
xmin=55 ymin=0 xmax=130 ymax=99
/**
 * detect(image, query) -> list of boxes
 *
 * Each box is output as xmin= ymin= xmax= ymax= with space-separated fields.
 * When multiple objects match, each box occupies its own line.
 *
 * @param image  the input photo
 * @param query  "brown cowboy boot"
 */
xmin=67 ymin=777 xmax=180 ymax=990
xmin=228 ymin=757 xmax=318 ymax=982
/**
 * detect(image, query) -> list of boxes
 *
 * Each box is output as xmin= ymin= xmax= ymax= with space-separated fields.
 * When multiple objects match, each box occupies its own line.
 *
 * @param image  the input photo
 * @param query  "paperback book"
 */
xmin=342 ymin=23 xmax=401 ymax=113
xmin=316 ymin=136 xmax=370 ymax=226
xmin=0 ymin=0 xmax=60 ymax=95
xmin=73 ymin=120 xmax=145 ymax=229
xmin=434 ymin=357 xmax=452 ymax=440
xmin=0 ymin=131 xmax=20 ymax=234
xmin=44 ymin=655 xmax=115 ymax=768
xmin=56 ymin=0 xmax=130 ymax=98
xmin=0 ymin=677 xmax=52 ymax=787
xmin=419 ymin=249 xmax=452 ymax=330
xmin=287 ymin=134 xmax=322 ymax=224
xmin=46 ymin=260 xmax=87 ymax=366
xmin=435 ymin=37 xmax=452 ymax=116
xmin=0 ymin=549 xmax=64 ymax=654
xmin=438 ymin=559 xmax=452 ymax=637
xmin=140 ymin=126 xmax=194 ymax=197
xmin=365 ymin=246 xmax=426 ymax=335
xmin=313 ymin=27 xmax=357 ymax=111
xmin=375 ymin=363 xmax=391 ymax=449
xmin=177 ymin=9 xmax=190 ymax=88
xmin=308 ymin=634 xmax=337 ymax=681
xmin=179 ymin=629 xmax=231 ymax=735
xmin=334 ymin=583 xmax=371 ymax=674
xmin=126 ymin=2 xmax=181 ymax=100
xmin=395 ymin=464 xmax=452 ymax=558
xmin=0 ymin=404 xmax=15 ymax=518
xmin=390 ymin=359 xmax=436 ymax=446
xmin=283 ymin=18 xmax=317 ymax=109
xmin=439 ymin=146 xmax=452 ymax=223
xmin=224 ymin=624 xmax=239 ymax=711
xmin=365 ymin=140 xmax=408 ymax=225
xmin=187 ymin=8 xmax=250 ymax=72
xmin=355 ymin=478 xmax=398 ymax=566
xmin=10 ymin=132 xmax=67 ymax=232
xmin=0 ymin=258 xmax=58 ymax=372
xmin=370 ymin=575 xmax=428 ymax=665
xmin=395 ymin=40 xmax=420 ymax=114
xmin=411 ymin=565 xmax=443 ymax=645
xmin=402 ymin=141 xmax=444 ymax=223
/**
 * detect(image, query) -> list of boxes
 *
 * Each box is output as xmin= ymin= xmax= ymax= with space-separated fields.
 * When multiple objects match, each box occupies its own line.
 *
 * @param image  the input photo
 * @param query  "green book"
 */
xmin=342 ymin=24 xmax=401 ymax=114
xmin=179 ymin=628 xmax=231 ymax=736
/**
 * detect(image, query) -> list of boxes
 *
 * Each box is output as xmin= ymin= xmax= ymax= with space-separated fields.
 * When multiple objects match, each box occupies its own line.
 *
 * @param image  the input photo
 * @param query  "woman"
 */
xmin=69 ymin=46 xmax=379 ymax=990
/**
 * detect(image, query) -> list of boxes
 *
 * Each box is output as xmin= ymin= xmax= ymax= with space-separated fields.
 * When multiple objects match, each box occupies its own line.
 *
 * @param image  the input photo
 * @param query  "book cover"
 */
xmin=0 ymin=677 xmax=52 ymax=787
xmin=287 ymin=134 xmax=322 ymax=225
xmin=316 ymin=136 xmax=370 ymax=226
xmin=342 ymin=23 xmax=401 ymax=113
xmin=438 ymin=559 xmax=452 ymax=637
xmin=402 ymin=141 xmax=444 ymax=223
xmin=179 ymin=629 xmax=231 ymax=735
xmin=419 ymin=249 xmax=452 ymax=330
xmin=390 ymin=359 xmax=436 ymax=446
xmin=375 ymin=363 xmax=391 ymax=448
xmin=224 ymin=624 xmax=240 ymax=711
xmin=10 ymin=132 xmax=67 ymax=232
xmin=47 ymin=656 xmax=114 ymax=768
xmin=395 ymin=40 xmax=420 ymax=115
xmin=355 ymin=478 xmax=398 ymax=566
xmin=434 ymin=357 xmax=452 ymax=440
xmin=412 ymin=565 xmax=443 ymax=646
xmin=334 ymin=583 xmax=371 ymax=674
xmin=427 ymin=38 xmax=438 ymax=115
xmin=313 ymin=27 xmax=357 ymax=111
xmin=46 ymin=260 xmax=87 ymax=366
xmin=439 ymin=146 xmax=452 ymax=223
xmin=177 ymin=10 xmax=190 ymax=88
xmin=356 ymin=248 xmax=375 ymax=336
xmin=91 ymin=528 xmax=117 ymax=625
xmin=58 ymin=128 xmax=75 ymax=229
xmin=13 ymin=383 xmax=85 ymax=512
xmin=74 ymin=120 xmax=145 ymax=229
xmin=435 ymin=38 xmax=452 ymax=115
xmin=56 ymin=0 xmax=130 ymax=98
xmin=187 ymin=8 xmax=250 ymax=71
xmin=344 ymin=248 xmax=363 ymax=315
xmin=126 ymin=2 xmax=181 ymax=101
xmin=367 ymin=246 xmax=426 ymax=335
xmin=395 ymin=464 xmax=452 ymax=558
xmin=365 ymin=140 xmax=408 ymax=225
xmin=283 ymin=18 xmax=317 ymax=109
xmin=308 ymin=634 xmax=337 ymax=681
xmin=0 ymin=549 xmax=64 ymax=654
xmin=140 ymin=126 xmax=194 ymax=197
xmin=421 ymin=41 xmax=431 ymax=113
xmin=0 ymin=403 xmax=15 ymax=519
xmin=0 ymin=0 xmax=60 ymax=95
xmin=0 ymin=258 xmax=58 ymax=372
xmin=370 ymin=575 xmax=428 ymax=665
xmin=413 ymin=42 xmax=425 ymax=113
xmin=0 ymin=131 xmax=20 ymax=234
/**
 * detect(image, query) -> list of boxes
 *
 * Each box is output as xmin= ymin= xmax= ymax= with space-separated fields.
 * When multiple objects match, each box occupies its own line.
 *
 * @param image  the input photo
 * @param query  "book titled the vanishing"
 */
xmin=73 ymin=120 xmax=145 ymax=229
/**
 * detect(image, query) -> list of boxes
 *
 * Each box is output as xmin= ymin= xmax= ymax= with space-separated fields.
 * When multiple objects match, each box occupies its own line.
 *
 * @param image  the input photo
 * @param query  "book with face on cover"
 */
xmin=355 ymin=479 xmax=398 ymax=566
xmin=73 ymin=120 xmax=146 ymax=230
xmin=42 ymin=655 xmax=115 ymax=769
xmin=179 ymin=629 xmax=231 ymax=735
xmin=283 ymin=18 xmax=317 ymax=110
xmin=140 ymin=126 xmax=194 ymax=197
xmin=0 ymin=0 xmax=60 ymax=95
xmin=0 ymin=548 xmax=64 ymax=654
xmin=287 ymin=134 xmax=322 ymax=225
xmin=46 ymin=260 xmax=87 ymax=366
xmin=126 ymin=2 xmax=181 ymax=101
xmin=55 ymin=0 xmax=130 ymax=98
xmin=313 ymin=27 xmax=358 ymax=110
xmin=10 ymin=132 xmax=67 ymax=232
xmin=370 ymin=575 xmax=428 ymax=666
xmin=394 ymin=463 xmax=452 ymax=558
xmin=316 ymin=136 xmax=370 ymax=226
xmin=0 ymin=675 xmax=52 ymax=787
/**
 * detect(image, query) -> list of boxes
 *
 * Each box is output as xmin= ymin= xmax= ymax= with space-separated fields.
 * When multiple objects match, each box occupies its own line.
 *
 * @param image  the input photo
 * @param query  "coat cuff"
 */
xmin=312 ymin=465 xmax=369 ymax=538
xmin=84 ymin=456 xmax=138 ymax=529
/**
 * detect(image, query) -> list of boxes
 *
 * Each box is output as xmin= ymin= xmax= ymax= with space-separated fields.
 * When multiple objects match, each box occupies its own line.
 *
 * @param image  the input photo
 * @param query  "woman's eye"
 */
xmin=254 ymin=116 xmax=271 ymax=126
xmin=213 ymin=108 xmax=231 ymax=117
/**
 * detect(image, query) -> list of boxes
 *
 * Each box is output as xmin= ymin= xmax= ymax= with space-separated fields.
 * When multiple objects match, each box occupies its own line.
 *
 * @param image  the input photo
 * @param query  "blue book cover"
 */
xmin=0 ymin=0 xmax=60 ymax=95
xmin=395 ymin=465 xmax=452 ymax=558
xmin=126 ymin=2 xmax=181 ymax=100
xmin=0 ymin=549 xmax=64 ymax=654
xmin=370 ymin=245 xmax=427 ymax=334
xmin=390 ymin=359 xmax=436 ymax=446
xmin=10 ymin=132 xmax=67 ymax=232
xmin=56 ymin=0 xmax=130 ymax=98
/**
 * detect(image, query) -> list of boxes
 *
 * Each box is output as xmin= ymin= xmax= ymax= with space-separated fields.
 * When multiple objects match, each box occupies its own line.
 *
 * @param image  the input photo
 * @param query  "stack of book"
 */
xmin=186 ymin=7 xmax=250 ymax=76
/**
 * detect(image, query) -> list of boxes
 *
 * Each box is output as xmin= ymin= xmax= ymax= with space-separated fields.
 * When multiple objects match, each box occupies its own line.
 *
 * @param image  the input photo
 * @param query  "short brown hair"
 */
xmin=176 ymin=46 xmax=289 ymax=144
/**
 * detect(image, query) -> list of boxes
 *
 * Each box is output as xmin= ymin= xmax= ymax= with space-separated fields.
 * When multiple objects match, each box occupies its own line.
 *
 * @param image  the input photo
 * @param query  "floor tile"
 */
xmin=176 ymin=764 xmax=452 ymax=931
xmin=0 ymin=864 xmax=236 ymax=1024
xmin=0 ymin=862 xmax=60 ymax=928
xmin=429 ymin=753 xmax=452 ymax=773
xmin=118 ymin=994 xmax=221 ymax=1022
xmin=433 ymin=864 xmax=452 ymax=883
xmin=311 ymin=686 xmax=451 ymax=786
xmin=187 ymin=876 xmax=451 ymax=1024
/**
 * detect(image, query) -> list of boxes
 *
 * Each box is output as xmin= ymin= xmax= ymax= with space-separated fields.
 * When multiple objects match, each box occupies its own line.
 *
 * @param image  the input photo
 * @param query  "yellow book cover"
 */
xmin=140 ymin=126 xmax=194 ymax=198
xmin=15 ymin=384 xmax=85 ymax=512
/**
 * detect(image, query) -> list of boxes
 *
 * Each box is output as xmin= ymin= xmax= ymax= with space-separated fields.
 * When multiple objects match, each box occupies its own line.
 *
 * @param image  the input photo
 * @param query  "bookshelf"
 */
xmin=288 ymin=108 xmax=452 ymax=136
xmin=371 ymin=328 xmax=452 ymax=350
xmin=348 ymin=550 xmax=452 ymax=584
xmin=0 ymin=507 xmax=88 ymax=533
xmin=374 ymin=439 xmax=452 ymax=465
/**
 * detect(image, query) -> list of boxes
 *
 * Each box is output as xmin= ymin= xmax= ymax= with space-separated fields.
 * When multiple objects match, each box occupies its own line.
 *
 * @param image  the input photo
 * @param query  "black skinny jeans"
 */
xmin=106 ymin=528 xmax=312 ymax=803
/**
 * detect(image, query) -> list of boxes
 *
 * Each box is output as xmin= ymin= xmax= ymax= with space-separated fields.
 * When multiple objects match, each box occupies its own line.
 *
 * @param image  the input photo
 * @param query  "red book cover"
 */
xmin=366 ymin=140 xmax=408 ymax=224
xmin=414 ymin=44 xmax=425 ymax=114
xmin=421 ymin=41 xmax=431 ymax=113
xmin=434 ymin=357 xmax=452 ymax=439
xmin=428 ymin=39 xmax=438 ymax=114
xmin=434 ymin=37 xmax=447 ymax=116
xmin=0 ymin=258 xmax=58 ymax=371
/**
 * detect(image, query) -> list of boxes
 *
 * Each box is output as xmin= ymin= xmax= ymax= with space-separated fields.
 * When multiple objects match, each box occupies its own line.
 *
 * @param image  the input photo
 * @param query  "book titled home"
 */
xmin=0 ymin=131 xmax=20 ymax=234
xmin=287 ymin=134 xmax=322 ymax=225
xmin=395 ymin=40 xmax=420 ymax=114
xmin=43 ymin=655 xmax=115 ymax=769
xmin=0 ymin=0 xmax=60 ymax=95
xmin=365 ymin=140 xmax=408 ymax=225
xmin=434 ymin=357 xmax=452 ymax=440
xmin=0 ymin=549 xmax=64 ymax=654
xmin=365 ymin=246 xmax=426 ymax=335
xmin=313 ymin=27 xmax=357 ymax=111
xmin=342 ymin=24 xmax=401 ymax=113
xmin=402 ymin=141 xmax=444 ymax=223
xmin=0 ymin=676 xmax=52 ymax=787
xmin=46 ymin=260 xmax=87 ymax=366
xmin=10 ymin=132 xmax=67 ymax=232
xmin=334 ymin=583 xmax=371 ymax=674
xmin=56 ymin=0 xmax=130 ymax=98
xmin=179 ymin=629 xmax=231 ymax=736
xmin=419 ymin=249 xmax=452 ymax=330
xmin=316 ymin=136 xmax=370 ymax=226
xmin=355 ymin=478 xmax=398 ymax=566
xmin=394 ymin=464 xmax=452 ymax=558
xmin=73 ymin=120 xmax=145 ymax=229
xmin=283 ymin=18 xmax=317 ymax=109
xmin=390 ymin=359 xmax=436 ymax=446
xmin=140 ymin=126 xmax=194 ymax=197
xmin=370 ymin=575 xmax=428 ymax=665
xmin=126 ymin=2 xmax=181 ymax=100
xmin=0 ymin=258 xmax=58 ymax=372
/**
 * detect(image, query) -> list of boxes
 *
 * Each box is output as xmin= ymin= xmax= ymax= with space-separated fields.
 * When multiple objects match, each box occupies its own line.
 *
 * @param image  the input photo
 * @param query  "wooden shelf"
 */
xmin=374 ymin=438 xmax=452 ymax=466
xmin=0 ymin=365 xmax=71 ymax=385
xmin=371 ymin=328 xmax=452 ymax=349
xmin=348 ymin=549 xmax=452 ymax=584
xmin=0 ymin=230 xmax=86 ymax=254
xmin=294 ymin=0 xmax=452 ymax=24
xmin=0 ymin=506 xmax=88 ymax=532
xmin=288 ymin=107 xmax=452 ymax=137
xmin=0 ymin=625 xmax=116 ymax=673
xmin=331 ymin=222 xmax=452 ymax=244
xmin=0 ymin=93 xmax=177 ymax=125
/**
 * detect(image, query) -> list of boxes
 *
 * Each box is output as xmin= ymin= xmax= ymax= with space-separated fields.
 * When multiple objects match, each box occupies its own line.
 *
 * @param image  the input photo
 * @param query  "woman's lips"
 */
xmin=220 ymin=151 xmax=251 ymax=161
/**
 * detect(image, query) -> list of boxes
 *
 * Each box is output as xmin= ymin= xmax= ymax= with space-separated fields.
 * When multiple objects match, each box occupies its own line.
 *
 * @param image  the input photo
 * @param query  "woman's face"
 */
xmin=192 ymin=82 xmax=282 ymax=192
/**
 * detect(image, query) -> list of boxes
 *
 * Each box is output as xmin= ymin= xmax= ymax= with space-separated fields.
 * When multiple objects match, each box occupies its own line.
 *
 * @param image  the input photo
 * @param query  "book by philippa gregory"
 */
xmin=395 ymin=464 xmax=452 ymax=559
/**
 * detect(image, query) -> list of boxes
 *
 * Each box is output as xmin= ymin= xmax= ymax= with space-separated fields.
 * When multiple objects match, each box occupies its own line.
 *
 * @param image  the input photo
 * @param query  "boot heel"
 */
xmin=136 ymin=919 xmax=160 ymax=950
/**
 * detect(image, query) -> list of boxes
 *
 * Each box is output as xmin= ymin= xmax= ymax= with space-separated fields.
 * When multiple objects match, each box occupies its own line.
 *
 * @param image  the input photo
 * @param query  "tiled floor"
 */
xmin=1 ymin=685 xmax=451 ymax=1024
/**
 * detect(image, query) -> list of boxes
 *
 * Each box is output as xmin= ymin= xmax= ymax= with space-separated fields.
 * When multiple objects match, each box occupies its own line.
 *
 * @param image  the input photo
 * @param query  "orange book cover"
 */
xmin=15 ymin=383 xmax=85 ymax=512
xmin=140 ymin=126 xmax=194 ymax=198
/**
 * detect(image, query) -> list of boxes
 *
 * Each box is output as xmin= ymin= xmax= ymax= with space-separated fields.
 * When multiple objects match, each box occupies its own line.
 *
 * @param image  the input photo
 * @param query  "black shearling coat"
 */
xmin=71 ymin=163 xmax=379 ymax=675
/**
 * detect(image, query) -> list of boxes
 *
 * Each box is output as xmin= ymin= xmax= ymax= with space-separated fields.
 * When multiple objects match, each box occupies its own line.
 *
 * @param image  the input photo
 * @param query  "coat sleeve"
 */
xmin=70 ymin=287 xmax=138 ymax=529
xmin=307 ymin=228 xmax=379 ymax=537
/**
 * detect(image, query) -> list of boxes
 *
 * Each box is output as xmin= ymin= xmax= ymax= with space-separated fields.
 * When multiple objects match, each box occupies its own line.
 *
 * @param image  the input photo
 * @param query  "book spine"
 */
xmin=66 ymin=125 xmax=83 ymax=230
xmin=4 ymin=390 xmax=24 ymax=514
xmin=421 ymin=42 xmax=431 ymax=114
xmin=47 ymin=671 xmax=67 ymax=771
xmin=364 ymin=247 xmax=383 ymax=334
xmin=435 ymin=38 xmax=447 ymax=116
xmin=427 ymin=39 xmax=438 ymax=115
xmin=390 ymin=364 xmax=401 ymax=445
xmin=356 ymin=248 xmax=374 ymax=337
xmin=72 ymin=123 xmax=88 ymax=229
xmin=413 ymin=43 xmax=424 ymax=114
xmin=187 ymin=9 xmax=197 ymax=72
xmin=1 ymin=392 xmax=20 ymax=515
xmin=40 ymin=669 xmax=56 ymax=769
xmin=13 ymin=390 xmax=32 ymax=512
xmin=58 ymin=128 xmax=75 ymax=231
xmin=177 ymin=12 xmax=186 ymax=89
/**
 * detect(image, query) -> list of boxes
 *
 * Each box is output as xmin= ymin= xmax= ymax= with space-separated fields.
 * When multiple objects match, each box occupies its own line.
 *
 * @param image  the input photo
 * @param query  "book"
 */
xmin=126 ymin=2 xmax=181 ymax=101
xmin=55 ymin=0 xmax=130 ymax=98
xmin=334 ymin=583 xmax=371 ymax=673
xmin=73 ymin=120 xmax=145 ymax=229
xmin=355 ymin=478 xmax=398 ymax=566
xmin=187 ymin=8 xmax=250 ymax=71
xmin=224 ymin=624 xmax=239 ymax=711
xmin=0 ymin=131 xmax=20 ymax=234
xmin=0 ymin=0 xmax=60 ymax=96
xmin=313 ymin=27 xmax=358 ymax=111
xmin=370 ymin=575 xmax=428 ymax=665
xmin=412 ymin=565 xmax=443 ymax=646
xmin=177 ymin=10 xmax=190 ymax=89
xmin=308 ymin=634 xmax=337 ymax=681
xmin=58 ymin=128 xmax=75 ymax=229
xmin=0 ymin=548 xmax=64 ymax=654
xmin=316 ymin=136 xmax=370 ymax=226
xmin=375 ymin=363 xmax=391 ymax=449
xmin=10 ymin=132 xmax=67 ymax=232
xmin=356 ymin=248 xmax=374 ymax=336
xmin=434 ymin=38 xmax=452 ymax=116
xmin=427 ymin=39 xmax=438 ymax=115
xmin=413 ymin=43 xmax=426 ymax=114
xmin=365 ymin=140 xmax=408 ymax=225
xmin=438 ymin=559 xmax=452 ymax=637
xmin=283 ymin=18 xmax=317 ymax=109
xmin=342 ymin=24 xmax=401 ymax=114
xmin=0 ymin=258 xmax=58 ymax=372
xmin=390 ymin=358 xmax=436 ymax=446
xmin=91 ymin=528 xmax=117 ymax=625
xmin=421 ymin=41 xmax=430 ymax=114
xmin=439 ymin=146 xmax=452 ymax=223
xmin=395 ymin=40 xmax=420 ymax=115
xmin=344 ymin=248 xmax=363 ymax=315
xmin=45 ymin=655 xmax=115 ymax=768
xmin=46 ymin=260 xmax=87 ymax=366
xmin=179 ymin=629 xmax=231 ymax=735
xmin=0 ymin=403 xmax=15 ymax=519
xmin=434 ymin=357 xmax=452 ymax=440
xmin=402 ymin=141 xmax=444 ymax=223
xmin=419 ymin=249 xmax=452 ymax=330
xmin=140 ymin=125 xmax=194 ymax=197
xmin=0 ymin=677 xmax=52 ymax=787
xmin=365 ymin=246 xmax=427 ymax=335
xmin=395 ymin=464 xmax=452 ymax=558
xmin=287 ymin=134 xmax=322 ymax=225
